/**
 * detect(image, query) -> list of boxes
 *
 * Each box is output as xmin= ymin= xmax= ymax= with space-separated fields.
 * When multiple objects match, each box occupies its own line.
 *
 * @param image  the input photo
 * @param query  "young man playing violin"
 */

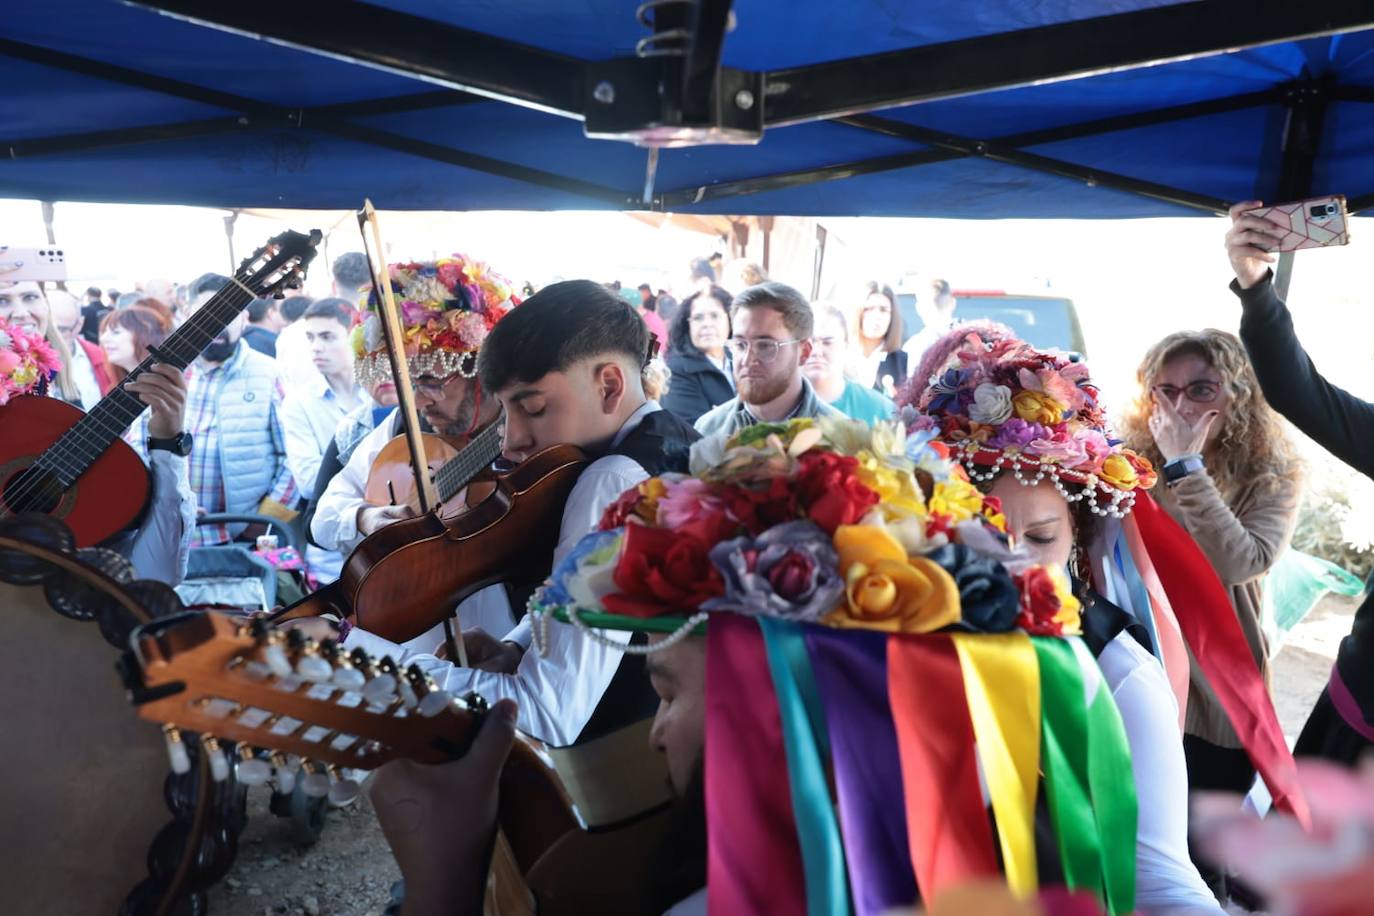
xmin=299 ymin=278 xmax=700 ymax=747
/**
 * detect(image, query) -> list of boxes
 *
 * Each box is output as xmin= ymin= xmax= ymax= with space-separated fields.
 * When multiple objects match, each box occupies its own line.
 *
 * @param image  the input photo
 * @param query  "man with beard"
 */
xmin=693 ymin=281 xmax=842 ymax=438
xmin=369 ymin=634 xmax=708 ymax=915
xmin=178 ymin=272 xmax=296 ymax=547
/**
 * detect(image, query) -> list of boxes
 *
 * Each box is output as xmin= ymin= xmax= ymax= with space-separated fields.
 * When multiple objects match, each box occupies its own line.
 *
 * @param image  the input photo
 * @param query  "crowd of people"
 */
xmin=3 ymin=205 xmax=1373 ymax=916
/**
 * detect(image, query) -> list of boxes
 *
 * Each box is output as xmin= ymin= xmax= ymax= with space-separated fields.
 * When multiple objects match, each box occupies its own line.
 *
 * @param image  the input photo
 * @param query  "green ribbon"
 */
xmin=548 ymin=606 xmax=703 ymax=634
xmin=1032 ymin=638 xmax=1137 ymax=915
xmin=759 ymin=617 xmax=849 ymax=916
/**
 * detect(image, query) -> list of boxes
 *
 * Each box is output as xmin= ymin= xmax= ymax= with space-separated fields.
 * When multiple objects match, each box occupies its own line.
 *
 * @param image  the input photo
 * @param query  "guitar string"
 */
xmin=433 ymin=422 xmax=502 ymax=502
xmin=3 ymin=256 xmax=285 ymax=510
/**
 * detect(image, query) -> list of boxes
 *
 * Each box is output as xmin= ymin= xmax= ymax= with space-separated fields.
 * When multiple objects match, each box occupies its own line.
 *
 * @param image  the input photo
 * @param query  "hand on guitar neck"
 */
xmin=371 ymin=697 xmax=519 ymax=916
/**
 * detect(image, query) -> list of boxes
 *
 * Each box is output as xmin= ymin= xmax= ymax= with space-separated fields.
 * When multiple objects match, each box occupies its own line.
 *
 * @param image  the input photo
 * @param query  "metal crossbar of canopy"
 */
xmin=3 ymin=1 xmax=1374 ymax=219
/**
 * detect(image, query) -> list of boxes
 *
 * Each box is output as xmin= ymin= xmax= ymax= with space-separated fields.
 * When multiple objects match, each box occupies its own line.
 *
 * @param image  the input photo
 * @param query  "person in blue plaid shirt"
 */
xmin=173 ymin=273 xmax=297 ymax=547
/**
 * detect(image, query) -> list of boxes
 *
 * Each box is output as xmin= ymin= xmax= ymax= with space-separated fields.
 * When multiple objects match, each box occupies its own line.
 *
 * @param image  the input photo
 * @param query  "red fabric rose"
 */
xmin=1014 ymin=567 xmax=1066 ymax=636
xmin=794 ymin=451 xmax=879 ymax=534
xmin=604 ymin=523 xmax=724 ymax=617
xmin=598 ymin=487 xmax=644 ymax=531
xmin=717 ymin=477 xmax=799 ymax=535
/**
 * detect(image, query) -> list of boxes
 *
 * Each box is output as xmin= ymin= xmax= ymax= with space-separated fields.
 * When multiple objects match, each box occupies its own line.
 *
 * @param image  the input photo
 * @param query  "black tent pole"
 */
xmin=1270 ymin=78 xmax=1330 ymax=301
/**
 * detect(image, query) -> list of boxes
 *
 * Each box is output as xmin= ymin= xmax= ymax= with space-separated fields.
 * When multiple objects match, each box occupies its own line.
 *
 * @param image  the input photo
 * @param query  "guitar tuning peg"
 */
xmin=326 ymin=765 xmax=362 ymax=806
xmin=361 ymin=654 xmax=398 ymax=707
xmin=299 ymin=761 xmax=331 ymax=798
xmin=407 ymin=664 xmax=453 ymax=718
xmin=325 ymin=640 xmax=365 ymax=691
xmin=387 ymin=657 xmax=418 ymax=710
xmin=235 ymin=744 xmax=272 ymax=786
xmin=162 ymin=725 xmax=192 ymax=775
xmin=201 ymin=735 xmax=230 ymax=782
xmin=294 ymin=636 xmax=333 ymax=684
xmin=260 ymin=629 xmax=294 ymax=679
xmin=270 ymin=752 xmax=296 ymax=794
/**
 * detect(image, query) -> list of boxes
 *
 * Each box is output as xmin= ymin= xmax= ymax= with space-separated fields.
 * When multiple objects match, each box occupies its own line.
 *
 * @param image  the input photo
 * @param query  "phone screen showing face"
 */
xmin=1244 ymin=196 xmax=1350 ymax=252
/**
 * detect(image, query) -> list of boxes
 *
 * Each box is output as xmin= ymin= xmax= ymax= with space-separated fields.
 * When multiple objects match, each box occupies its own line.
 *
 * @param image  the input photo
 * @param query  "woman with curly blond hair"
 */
xmin=1120 ymin=329 xmax=1302 ymax=796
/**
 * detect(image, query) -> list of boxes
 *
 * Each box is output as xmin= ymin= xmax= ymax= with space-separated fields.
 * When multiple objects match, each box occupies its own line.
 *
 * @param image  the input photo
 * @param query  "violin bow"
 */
xmin=356 ymin=201 xmax=468 ymax=666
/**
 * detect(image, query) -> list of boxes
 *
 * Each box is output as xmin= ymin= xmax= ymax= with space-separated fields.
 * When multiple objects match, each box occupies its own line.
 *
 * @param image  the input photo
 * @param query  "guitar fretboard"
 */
xmin=36 ymin=277 xmax=259 ymax=488
xmin=433 ymin=421 xmax=503 ymax=504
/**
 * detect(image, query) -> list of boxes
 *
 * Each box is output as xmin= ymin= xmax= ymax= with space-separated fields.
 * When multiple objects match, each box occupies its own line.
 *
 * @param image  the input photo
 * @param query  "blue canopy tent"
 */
xmin=3 ymin=0 xmax=1374 ymax=222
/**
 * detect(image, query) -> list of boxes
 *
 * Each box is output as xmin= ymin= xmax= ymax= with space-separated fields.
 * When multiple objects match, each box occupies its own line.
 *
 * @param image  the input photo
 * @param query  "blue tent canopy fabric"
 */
xmin=3 ymin=0 xmax=1374 ymax=216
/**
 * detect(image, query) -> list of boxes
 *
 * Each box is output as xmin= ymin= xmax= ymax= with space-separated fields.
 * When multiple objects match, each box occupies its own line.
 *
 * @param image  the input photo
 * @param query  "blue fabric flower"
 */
xmin=702 ymin=520 xmax=844 ymax=622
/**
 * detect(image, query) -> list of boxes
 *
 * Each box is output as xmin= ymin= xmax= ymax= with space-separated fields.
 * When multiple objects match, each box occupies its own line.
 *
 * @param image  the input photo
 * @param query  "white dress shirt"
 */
xmin=1098 ymin=633 xmax=1224 ymax=915
xmin=273 ymin=321 xmax=319 ymax=393
xmin=345 ymin=401 xmax=663 ymax=746
xmin=310 ymin=408 xmax=397 ymax=554
xmin=281 ymin=376 xmax=360 ymax=500
xmin=67 ymin=340 xmax=103 ymax=410
xmin=125 ymin=450 xmax=197 ymax=586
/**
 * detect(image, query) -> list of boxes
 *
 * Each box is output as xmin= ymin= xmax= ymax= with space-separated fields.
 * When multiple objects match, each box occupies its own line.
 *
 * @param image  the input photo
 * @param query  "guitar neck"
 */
xmin=36 ymin=279 xmax=257 ymax=488
xmin=433 ymin=421 xmax=503 ymax=504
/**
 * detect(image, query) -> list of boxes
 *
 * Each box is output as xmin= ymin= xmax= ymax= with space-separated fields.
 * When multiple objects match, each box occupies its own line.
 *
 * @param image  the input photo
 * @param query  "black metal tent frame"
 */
xmin=6 ymin=0 xmax=1374 ymax=216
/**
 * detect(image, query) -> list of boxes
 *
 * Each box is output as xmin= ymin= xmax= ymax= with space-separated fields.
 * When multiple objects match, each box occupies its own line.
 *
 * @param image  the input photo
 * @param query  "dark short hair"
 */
xmin=280 ymin=295 xmax=312 ymax=322
xmin=85 ymin=286 xmax=101 ymax=298
xmin=187 ymin=272 xmax=229 ymax=302
xmin=637 ymin=283 xmax=652 ymax=292
xmin=478 ymin=279 xmax=649 ymax=393
xmin=669 ymin=286 xmax=733 ymax=359
xmin=331 ymin=252 xmax=372 ymax=294
xmin=246 ymin=297 xmax=279 ymax=323
xmin=732 ymin=281 xmax=814 ymax=340
xmin=688 ymin=257 xmax=716 ymax=283
xmin=302 ymin=297 xmax=354 ymax=328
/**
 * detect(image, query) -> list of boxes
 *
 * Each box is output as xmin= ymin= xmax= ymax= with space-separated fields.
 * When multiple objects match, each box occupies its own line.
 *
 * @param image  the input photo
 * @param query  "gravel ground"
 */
xmin=206 ymin=594 xmax=1357 ymax=915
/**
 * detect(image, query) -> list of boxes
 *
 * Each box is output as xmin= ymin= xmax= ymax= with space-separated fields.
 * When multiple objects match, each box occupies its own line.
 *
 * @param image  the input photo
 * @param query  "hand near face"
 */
xmin=1148 ymin=391 xmax=1218 ymax=462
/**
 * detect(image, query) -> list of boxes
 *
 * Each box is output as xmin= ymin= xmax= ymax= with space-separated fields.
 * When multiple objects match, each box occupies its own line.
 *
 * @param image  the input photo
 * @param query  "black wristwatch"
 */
xmin=1162 ymin=453 xmax=1204 ymax=485
xmin=148 ymin=431 xmax=193 ymax=456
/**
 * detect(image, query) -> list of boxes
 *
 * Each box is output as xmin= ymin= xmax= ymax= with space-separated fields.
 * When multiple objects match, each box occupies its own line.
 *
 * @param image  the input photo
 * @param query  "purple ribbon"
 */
xmin=1328 ymin=663 xmax=1374 ymax=742
xmin=805 ymin=627 xmax=918 ymax=915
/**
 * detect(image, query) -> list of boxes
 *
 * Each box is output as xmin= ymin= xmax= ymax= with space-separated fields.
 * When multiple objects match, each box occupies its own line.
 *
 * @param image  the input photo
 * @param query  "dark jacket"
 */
xmin=242 ymin=325 xmax=278 ymax=358
xmin=663 ymin=350 xmax=734 ymax=425
xmin=873 ymin=348 xmax=909 ymax=396
xmin=1234 ymin=272 xmax=1374 ymax=741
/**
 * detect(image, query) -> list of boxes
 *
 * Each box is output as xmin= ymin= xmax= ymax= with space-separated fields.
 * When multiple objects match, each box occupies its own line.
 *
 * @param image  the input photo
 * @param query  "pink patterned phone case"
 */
xmin=1245 ymin=195 xmax=1350 ymax=252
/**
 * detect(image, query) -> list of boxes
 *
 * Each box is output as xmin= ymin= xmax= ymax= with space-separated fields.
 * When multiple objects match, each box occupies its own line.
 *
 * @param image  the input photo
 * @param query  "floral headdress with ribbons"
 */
xmin=527 ymin=417 xmax=1140 ymax=914
xmin=351 ymin=254 xmax=517 ymax=387
xmin=0 ymin=317 xmax=60 ymax=404
xmin=906 ymin=333 xmax=1156 ymax=518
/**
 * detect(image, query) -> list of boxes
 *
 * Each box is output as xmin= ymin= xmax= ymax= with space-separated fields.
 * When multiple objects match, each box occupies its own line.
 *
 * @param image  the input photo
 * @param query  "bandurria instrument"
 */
xmin=364 ymin=420 xmax=503 ymax=518
xmin=0 ymin=230 xmax=322 ymax=546
xmin=123 ymin=610 xmax=673 ymax=915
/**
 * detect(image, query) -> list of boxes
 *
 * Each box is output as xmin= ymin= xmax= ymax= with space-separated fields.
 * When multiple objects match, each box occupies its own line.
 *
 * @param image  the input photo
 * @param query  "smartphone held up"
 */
xmin=1242 ymin=195 xmax=1351 ymax=253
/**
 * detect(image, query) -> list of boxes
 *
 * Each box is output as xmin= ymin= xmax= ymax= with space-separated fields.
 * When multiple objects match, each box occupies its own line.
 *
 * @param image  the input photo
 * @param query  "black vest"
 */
xmin=569 ymin=408 xmax=702 ymax=744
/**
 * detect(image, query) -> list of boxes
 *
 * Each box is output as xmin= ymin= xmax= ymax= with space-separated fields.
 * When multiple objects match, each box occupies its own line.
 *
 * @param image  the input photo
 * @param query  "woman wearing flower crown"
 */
xmin=1119 ymin=330 xmax=1301 ymax=797
xmin=901 ymin=331 xmax=1227 ymax=911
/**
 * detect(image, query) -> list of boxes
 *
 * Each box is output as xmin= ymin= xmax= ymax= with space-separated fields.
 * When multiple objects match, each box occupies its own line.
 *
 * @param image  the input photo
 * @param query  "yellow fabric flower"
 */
xmin=1098 ymin=454 xmax=1140 ymax=491
xmin=1050 ymin=569 xmax=1083 ymax=636
xmin=854 ymin=451 xmax=927 ymax=518
xmin=636 ymin=477 xmax=669 ymax=522
xmin=929 ymin=477 xmax=986 ymax=523
xmin=1011 ymin=389 xmax=1066 ymax=425
xmin=825 ymin=526 xmax=961 ymax=633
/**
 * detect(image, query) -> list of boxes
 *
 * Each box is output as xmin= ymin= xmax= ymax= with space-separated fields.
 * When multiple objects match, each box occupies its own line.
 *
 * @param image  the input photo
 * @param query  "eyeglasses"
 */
xmin=412 ymin=374 xmax=456 ymax=396
xmin=726 ymin=337 xmax=804 ymax=362
xmin=1153 ymin=381 xmax=1221 ymax=404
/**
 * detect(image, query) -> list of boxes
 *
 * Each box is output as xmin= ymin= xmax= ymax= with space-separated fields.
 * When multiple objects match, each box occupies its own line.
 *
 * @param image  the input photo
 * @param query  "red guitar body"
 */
xmin=0 ymin=396 xmax=150 ymax=547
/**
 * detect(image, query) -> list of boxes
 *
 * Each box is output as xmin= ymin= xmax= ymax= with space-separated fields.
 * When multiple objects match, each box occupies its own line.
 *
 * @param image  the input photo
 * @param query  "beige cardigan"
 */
xmin=1150 ymin=468 xmax=1300 ymax=748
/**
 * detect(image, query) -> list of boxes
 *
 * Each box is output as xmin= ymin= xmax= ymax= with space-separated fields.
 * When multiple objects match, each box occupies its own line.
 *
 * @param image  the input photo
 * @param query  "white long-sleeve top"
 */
xmin=1098 ymin=632 xmax=1224 ymax=915
xmin=124 ymin=449 xmax=197 ymax=586
xmin=309 ymin=409 xmax=396 ymax=553
xmin=345 ymin=402 xmax=662 ymax=747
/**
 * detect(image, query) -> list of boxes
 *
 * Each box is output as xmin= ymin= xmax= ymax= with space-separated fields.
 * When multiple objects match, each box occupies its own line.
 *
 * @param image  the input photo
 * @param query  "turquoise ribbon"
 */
xmin=759 ymin=617 xmax=850 ymax=916
xmin=1111 ymin=534 xmax=1160 ymax=660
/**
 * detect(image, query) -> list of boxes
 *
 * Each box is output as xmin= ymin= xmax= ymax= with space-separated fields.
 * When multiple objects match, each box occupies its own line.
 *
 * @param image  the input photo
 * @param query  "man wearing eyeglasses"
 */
xmin=693 ymin=281 xmax=843 ymax=439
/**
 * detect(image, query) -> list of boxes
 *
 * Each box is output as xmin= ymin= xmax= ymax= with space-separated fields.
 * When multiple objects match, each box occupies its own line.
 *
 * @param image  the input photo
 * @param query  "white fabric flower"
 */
xmin=969 ymin=383 xmax=1014 ymax=425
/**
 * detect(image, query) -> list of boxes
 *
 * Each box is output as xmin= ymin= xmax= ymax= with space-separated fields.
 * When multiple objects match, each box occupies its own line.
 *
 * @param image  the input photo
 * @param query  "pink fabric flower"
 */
xmin=1027 ymin=431 xmax=1089 ymax=468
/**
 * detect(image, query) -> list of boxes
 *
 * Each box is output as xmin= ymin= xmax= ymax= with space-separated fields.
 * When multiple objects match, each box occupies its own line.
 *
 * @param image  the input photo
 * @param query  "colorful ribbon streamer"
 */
xmin=758 ymin=618 xmax=850 ymax=916
xmin=806 ymin=627 xmax=918 ymax=916
xmin=706 ymin=614 xmax=807 ymax=915
xmin=888 ymin=635 xmax=1000 ymax=900
xmin=1130 ymin=492 xmax=1311 ymax=828
xmin=1121 ymin=513 xmax=1189 ymax=730
xmin=951 ymin=632 xmax=1042 ymax=898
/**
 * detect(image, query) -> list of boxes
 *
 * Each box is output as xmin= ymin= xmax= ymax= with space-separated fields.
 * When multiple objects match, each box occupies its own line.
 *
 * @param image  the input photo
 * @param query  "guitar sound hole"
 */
xmin=2 ymin=467 xmax=63 ymax=515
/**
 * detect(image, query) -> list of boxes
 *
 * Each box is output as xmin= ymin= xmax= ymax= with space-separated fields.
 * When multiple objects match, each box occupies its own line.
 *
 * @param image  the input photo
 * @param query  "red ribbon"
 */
xmin=706 ymin=614 xmax=808 ymax=915
xmin=887 ymin=634 xmax=1000 ymax=897
xmin=1131 ymin=492 xmax=1311 ymax=827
